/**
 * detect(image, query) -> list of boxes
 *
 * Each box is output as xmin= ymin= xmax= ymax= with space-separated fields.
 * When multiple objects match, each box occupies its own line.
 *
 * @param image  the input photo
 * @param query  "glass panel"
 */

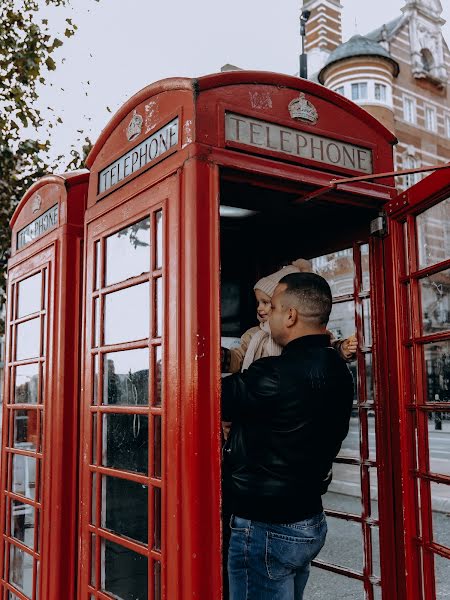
xmin=92 ymin=414 xmax=97 ymax=464
xmin=365 ymin=353 xmax=374 ymax=402
xmin=307 ymin=567 xmax=365 ymax=598
xmin=11 ymin=500 xmax=35 ymax=549
xmin=101 ymin=538 xmax=148 ymax=600
xmin=370 ymin=468 xmax=379 ymax=519
xmin=36 ymin=560 xmax=40 ymax=600
xmin=14 ymin=410 xmax=38 ymax=451
xmin=153 ymin=415 xmax=161 ymax=478
xmin=431 ymin=482 xmax=450 ymax=548
xmin=14 ymin=365 xmax=39 ymax=404
xmin=154 ymin=487 xmax=161 ymax=551
xmin=154 ymin=346 xmax=162 ymax=407
xmin=311 ymin=249 xmax=354 ymax=297
xmin=403 ymin=282 xmax=412 ymax=339
xmin=9 ymin=544 xmax=33 ymax=598
xmin=36 ymin=510 xmax=40 ymax=552
xmin=102 ymin=414 xmax=148 ymax=474
xmin=102 ymin=476 xmax=148 ymax=544
xmin=325 ymin=463 xmax=362 ymax=514
xmin=424 ymin=341 xmax=450 ymax=403
xmin=105 ymin=217 xmax=150 ymax=286
xmin=155 ymin=210 xmax=163 ymax=270
xmin=338 ymin=413 xmax=359 ymax=459
xmin=154 ymin=560 xmax=161 ymax=600
xmin=372 ymin=525 xmax=380 ymax=578
xmin=38 ymin=411 xmax=43 ymax=452
xmin=94 ymin=297 xmax=100 ymax=348
xmin=428 ymin=412 xmax=450 ymax=472
xmin=103 ymin=349 xmax=149 ymax=405
xmin=91 ymin=534 xmax=96 ymax=587
xmin=322 ymin=491 xmax=362 ymax=515
xmin=16 ymin=319 xmax=40 ymax=360
xmin=420 ymin=269 xmax=450 ymax=334
xmin=17 ymin=274 xmax=41 ymax=318
xmin=8 ymin=592 xmax=21 ymax=600
xmin=155 ymin=278 xmax=162 ymax=338
xmin=42 ymin=269 xmax=47 ymax=311
xmin=104 ymin=283 xmax=149 ymax=346
xmin=328 ymin=301 xmax=355 ymax=341
xmin=361 ymin=244 xmax=370 ymax=292
xmin=12 ymin=455 xmax=36 ymax=500
xmin=368 ymin=410 xmax=377 ymax=461
xmin=417 ymin=197 xmax=450 ymax=269
xmin=91 ymin=473 xmax=97 ymax=526
xmin=362 ymin=298 xmax=372 ymax=347
xmin=435 ymin=554 xmax=450 ymax=599
xmin=95 ymin=241 xmax=101 ymax=290
xmin=317 ymin=516 xmax=363 ymax=571
xmin=93 ymin=355 xmax=99 ymax=405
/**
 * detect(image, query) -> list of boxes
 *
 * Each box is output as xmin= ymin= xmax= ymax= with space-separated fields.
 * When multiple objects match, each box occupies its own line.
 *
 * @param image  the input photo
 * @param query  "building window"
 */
xmin=334 ymin=86 xmax=345 ymax=96
xmin=351 ymin=82 xmax=368 ymax=101
xmin=404 ymin=155 xmax=420 ymax=187
xmin=374 ymin=83 xmax=387 ymax=102
xmin=446 ymin=115 xmax=450 ymax=138
xmin=425 ymin=106 xmax=436 ymax=132
xmin=403 ymin=96 xmax=416 ymax=123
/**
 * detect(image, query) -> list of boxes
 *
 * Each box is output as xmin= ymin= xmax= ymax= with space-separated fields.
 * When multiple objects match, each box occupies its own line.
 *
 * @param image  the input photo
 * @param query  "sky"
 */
xmin=35 ymin=0 xmax=450 ymax=164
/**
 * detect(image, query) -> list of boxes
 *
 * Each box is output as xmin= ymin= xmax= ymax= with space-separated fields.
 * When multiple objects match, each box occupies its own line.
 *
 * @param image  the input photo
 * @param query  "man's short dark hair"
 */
xmin=278 ymin=272 xmax=332 ymax=326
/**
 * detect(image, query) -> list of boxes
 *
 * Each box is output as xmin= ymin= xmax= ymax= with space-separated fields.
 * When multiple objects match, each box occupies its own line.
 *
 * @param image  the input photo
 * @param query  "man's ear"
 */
xmin=286 ymin=307 xmax=298 ymax=328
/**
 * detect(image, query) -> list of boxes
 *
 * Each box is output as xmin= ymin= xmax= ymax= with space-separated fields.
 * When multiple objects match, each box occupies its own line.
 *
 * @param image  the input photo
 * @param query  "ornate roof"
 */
xmin=318 ymin=34 xmax=400 ymax=83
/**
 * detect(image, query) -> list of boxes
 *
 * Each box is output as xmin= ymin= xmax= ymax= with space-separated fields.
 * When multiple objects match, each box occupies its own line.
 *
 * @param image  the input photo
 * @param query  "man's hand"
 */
xmin=341 ymin=334 xmax=357 ymax=359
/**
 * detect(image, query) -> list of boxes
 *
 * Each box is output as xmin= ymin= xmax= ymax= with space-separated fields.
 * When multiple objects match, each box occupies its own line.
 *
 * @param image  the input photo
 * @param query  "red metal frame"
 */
xmin=385 ymin=168 xmax=450 ymax=599
xmin=0 ymin=172 xmax=88 ymax=600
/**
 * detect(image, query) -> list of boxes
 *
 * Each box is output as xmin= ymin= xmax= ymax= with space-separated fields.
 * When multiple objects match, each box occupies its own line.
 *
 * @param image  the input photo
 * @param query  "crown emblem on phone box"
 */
xmin=288 ymin=93 xmax=318 ymax=125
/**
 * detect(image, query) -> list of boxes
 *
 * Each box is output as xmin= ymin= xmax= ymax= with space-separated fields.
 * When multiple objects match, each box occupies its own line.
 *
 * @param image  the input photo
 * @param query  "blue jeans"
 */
xmin=227 ymin=512 xmax=327 ymax=600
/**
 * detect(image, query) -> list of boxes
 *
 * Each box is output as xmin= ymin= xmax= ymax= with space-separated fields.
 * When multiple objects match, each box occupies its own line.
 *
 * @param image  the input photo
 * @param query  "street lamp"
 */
xmin=299 ymin=9 xmax=311 ymax=79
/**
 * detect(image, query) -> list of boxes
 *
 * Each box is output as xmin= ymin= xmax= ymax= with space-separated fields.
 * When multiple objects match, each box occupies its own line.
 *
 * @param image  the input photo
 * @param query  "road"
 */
xmin=332 ymin=417 xmax=450 ymax=512
xmin=306 ymin=493 xmax=450 ymax=599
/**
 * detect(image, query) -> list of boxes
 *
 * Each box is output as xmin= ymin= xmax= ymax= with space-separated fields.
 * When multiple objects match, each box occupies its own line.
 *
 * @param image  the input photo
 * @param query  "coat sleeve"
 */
xmin=221 ymin=358 xmax=279 ymax=421
xmin=222 ymin=327 xmax=256 ymax=373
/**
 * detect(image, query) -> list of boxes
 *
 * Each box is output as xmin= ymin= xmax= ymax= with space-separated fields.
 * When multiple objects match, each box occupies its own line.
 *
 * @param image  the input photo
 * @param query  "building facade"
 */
xmin=304 ymin=0 xmax=450 ymax=189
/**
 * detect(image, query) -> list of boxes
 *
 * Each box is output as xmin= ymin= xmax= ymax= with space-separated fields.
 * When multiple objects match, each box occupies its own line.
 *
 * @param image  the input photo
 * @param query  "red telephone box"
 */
xmin=80 ymin=71 xmax=399 ymax=600
xmin=0 ymin=172 xmax=88 ymax=600
xmin=2 ymin=71 xmax=449 ymax=600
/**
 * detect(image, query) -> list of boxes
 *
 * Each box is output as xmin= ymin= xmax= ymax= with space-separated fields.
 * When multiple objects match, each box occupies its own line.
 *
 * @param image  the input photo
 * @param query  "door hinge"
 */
xmin=370 ymin=212 xmax=388 ymax=237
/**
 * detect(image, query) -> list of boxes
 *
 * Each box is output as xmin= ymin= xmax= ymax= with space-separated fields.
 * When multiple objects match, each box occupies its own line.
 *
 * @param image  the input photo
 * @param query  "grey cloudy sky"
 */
xmin=36 ymin=0 xmax=450 ymax=163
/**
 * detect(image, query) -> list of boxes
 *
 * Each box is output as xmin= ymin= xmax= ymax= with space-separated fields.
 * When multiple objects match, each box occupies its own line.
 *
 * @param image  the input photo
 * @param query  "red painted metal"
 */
xmin=0 ymin=172 xmax=88 ymax=600
xmin=6 ymin=70 xmax=442 ymax=599
xmin=384 ymin=168 xmax=450 ymax=599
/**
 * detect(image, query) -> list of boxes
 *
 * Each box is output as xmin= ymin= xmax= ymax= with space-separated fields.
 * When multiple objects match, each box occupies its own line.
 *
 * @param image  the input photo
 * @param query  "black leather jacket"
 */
xmin=222 ymin=334 xmax=354 ymax=523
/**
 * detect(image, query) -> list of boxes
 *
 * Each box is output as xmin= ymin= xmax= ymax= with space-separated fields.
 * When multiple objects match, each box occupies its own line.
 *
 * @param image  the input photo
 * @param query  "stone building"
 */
xmin=304 ymin=0 xmax=450 ymax=189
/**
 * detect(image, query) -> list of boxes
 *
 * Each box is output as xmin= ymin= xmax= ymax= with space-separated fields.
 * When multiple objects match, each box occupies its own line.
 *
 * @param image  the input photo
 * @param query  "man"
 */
xmin=222 ymin=272 xmax=354 ymax=599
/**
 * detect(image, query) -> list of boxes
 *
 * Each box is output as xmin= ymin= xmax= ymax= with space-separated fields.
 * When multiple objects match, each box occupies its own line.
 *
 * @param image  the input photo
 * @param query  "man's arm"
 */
xmin=221 ymin=358 xmax=279 ymax=422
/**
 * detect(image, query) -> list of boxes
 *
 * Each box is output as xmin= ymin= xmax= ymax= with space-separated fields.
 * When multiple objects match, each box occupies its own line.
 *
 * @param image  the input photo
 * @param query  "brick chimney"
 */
xmin=302 ymin=0 xmax=343 ymax=77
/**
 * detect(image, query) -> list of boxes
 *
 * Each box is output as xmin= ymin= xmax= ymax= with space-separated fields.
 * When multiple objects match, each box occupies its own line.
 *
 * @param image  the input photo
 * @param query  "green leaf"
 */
xmin=45 ymin=56 xmax=56 ymax=71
